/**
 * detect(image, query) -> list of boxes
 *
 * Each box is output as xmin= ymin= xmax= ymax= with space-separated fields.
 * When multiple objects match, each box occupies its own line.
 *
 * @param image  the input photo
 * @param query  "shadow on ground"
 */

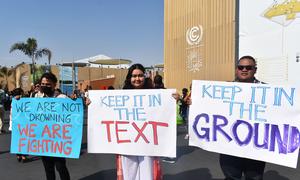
xmin=0 ymin=150 xmax=10 ymax=155
xmin=79 ymin=169 xmax=116 ymax=180
xmin=176 ymin=145 xmax=197 ymax=159
xmin=163 ymin=168 xmax=222 ymax=180
xmin=264 ymin=170 xmax=289 ymax=180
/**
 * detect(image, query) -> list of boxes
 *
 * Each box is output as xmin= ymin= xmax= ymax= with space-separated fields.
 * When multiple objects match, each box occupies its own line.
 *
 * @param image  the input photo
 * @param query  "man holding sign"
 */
xmin=11 ymin=72 xmax=84 ymax=180
xmin=220 ymin=56 xmax=266 ymax=180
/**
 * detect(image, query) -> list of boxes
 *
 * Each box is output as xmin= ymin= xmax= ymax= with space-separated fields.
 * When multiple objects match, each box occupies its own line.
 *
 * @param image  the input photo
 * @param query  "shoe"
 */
xmin=184 ymin=134 xmax=189 ymax=140
xmin=17 ymin=156 xmax=22 ymax=162
xmin=21 ymin=156 xmax=27 ymax=163
xmin=162 ymin=158 xmax=176 ymax=164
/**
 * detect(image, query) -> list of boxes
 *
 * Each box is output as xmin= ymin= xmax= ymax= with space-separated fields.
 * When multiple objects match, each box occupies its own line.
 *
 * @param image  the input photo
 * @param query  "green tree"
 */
xmin=9 ymin=38 xmax=52 ymax=83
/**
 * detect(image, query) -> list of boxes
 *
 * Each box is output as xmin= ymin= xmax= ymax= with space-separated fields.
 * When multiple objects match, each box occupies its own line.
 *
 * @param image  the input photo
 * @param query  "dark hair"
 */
xmin=108 ymin=86 xmax=115 ymax=90
xmin=153 ymin=74 xmax=165 ymax=89
xmin=12 ymin=88 xmax=24 ymax=96
xmin=55 ymin=88 xmax=62 ymax=93
xmin=238 ymin=55 xmax=257 ymax=67
xmin=40 ymin=72 xmax=57 ymax=84
xmin=182 ymin=88 xmax=188 ymax=93
xmin=123 ymin=63 xmax=152 ymax=89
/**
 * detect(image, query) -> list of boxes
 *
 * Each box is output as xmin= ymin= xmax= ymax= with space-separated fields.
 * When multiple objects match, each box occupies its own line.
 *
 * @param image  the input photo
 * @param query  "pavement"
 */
xmin=1 ymin=114 xmax=300 ymax=180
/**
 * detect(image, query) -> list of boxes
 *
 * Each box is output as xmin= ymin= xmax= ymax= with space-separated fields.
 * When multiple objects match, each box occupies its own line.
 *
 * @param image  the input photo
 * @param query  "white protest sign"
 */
xmin=88 ymin=89 xmax=177 ymax=157
xmin=189 ymin=80 xmax=300 ymax=168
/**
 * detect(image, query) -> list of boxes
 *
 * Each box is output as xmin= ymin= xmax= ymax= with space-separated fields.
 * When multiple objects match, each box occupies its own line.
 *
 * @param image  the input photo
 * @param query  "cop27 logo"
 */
xmin=186 ymin=25 xmax=203 ymax=46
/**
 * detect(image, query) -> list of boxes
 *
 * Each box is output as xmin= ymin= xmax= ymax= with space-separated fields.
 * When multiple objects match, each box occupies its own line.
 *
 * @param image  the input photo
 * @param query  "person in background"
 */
xmin=117 ymin=63 xmax=161 ymax=180
xmin=0 ymin=85 xmax=5 ymax=134
xmin=219 ymin=55 xmax=266 ymax=180
xmin=153 ymin=74 xmax=165 ymax=89
xmin=9 ymin=88 xmax=29 ymax=162
xmin=183 ymin=84 xmax=192 ymax=140
xmin=30 ymin=83 xmax=42 ymax=97
xmin=53 ymin=88 xmax=63 ymax=97
xmin=179 ymin=88 xmax=188 ymax=123
xmin=108 ymin=85 xmax=115 ymax=90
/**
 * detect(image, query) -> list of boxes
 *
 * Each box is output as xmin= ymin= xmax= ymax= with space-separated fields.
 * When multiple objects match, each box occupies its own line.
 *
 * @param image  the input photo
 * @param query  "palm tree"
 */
xmin=9 ymin=38 xmax=52 ymax=83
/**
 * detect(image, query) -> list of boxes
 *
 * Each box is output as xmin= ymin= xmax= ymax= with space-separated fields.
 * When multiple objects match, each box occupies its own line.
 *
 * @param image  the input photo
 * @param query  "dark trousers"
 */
xmin=219 ymin=154 xmax=266 ymax=180
xmin=42 ymin=156 xmax=70 ymax=180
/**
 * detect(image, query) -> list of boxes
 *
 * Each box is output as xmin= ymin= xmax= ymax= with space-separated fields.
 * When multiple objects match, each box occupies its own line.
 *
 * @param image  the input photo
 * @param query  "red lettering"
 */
xmin=148 ymin=121 xmax=168 ymax=145
xmin=18 ymin=124 xmax=28 ymax=136
xmin=63 ymin=141 xmax=72 ymax=155
xmin=42 ymin=125 xmax=51 ymax=138
xmin=132 ymin=122 xmax=149 ymax=143
xmin=30 ymin=139 xmax=37 ymax=152
xmin=52 ymin=124 xmax=61 ymax=138
xmin=18 ymin=138 xmax=26 ymax=152
xmin=54 ymin=141 xmax=63 ymax=153
xmin=102 ymin=121 xmax=114 ymax=142
xmin=28 ymin=124 xmax=37 ymax=137
xmin=18 ymin=124 xmax=36 ymax=137
xmin=116 ymin=121 xmax=131 ymax=143
xmin=62 ymin=124 xmax=72 ymax=140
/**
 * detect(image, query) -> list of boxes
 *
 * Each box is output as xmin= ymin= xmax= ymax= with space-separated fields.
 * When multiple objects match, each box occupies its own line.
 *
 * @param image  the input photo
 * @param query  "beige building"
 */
xmin=164 ymin=0 xmax=236 ymax=90
xmin=1 ymin=63 xmax=129 ymax=93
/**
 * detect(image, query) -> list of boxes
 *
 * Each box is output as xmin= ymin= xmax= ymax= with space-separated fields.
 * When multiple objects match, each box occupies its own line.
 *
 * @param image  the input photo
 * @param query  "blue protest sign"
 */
xmin=10 ymin=98 xmax=84 ymax=158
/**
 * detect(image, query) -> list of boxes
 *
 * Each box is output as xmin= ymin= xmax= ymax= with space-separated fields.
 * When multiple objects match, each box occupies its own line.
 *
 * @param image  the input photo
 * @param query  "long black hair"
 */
xmin=123 ymin=63 xmax=153 ymax=89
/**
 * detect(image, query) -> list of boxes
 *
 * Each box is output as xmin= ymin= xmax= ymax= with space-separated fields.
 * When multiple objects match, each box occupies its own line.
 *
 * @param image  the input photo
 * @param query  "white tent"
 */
xmin=61 ymin=54 xmax=131 ymax=68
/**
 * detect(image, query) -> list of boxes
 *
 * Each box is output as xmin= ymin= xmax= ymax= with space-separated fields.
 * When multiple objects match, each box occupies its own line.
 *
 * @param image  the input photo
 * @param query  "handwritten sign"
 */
xmin=10 ymin=98 xmax=84 ymax=158
xmin=189 ymin=80 xmax=300 ymax=168
xmin=88 ymin=89 xmax=177 ymax=157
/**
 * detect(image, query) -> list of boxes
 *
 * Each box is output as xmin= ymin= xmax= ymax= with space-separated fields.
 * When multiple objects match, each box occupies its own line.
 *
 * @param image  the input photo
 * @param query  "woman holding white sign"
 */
xmin=117 ymin=63 xmax=162 ymax=180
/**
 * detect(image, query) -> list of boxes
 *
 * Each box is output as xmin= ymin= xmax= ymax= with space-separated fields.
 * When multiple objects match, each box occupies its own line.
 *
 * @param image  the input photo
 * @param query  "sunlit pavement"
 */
xmin=1 ymin=118 xmax=300 ymax=180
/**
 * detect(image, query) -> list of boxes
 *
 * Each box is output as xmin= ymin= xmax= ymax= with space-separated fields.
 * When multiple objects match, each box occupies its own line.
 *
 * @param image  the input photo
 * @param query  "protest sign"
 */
xmin=10 ymin=98 xmax=84 ymax=158
xmin=88 ymin=89 xmax=177 ymax=157
xmin=189 ymin=80 xmax=300 ymax=168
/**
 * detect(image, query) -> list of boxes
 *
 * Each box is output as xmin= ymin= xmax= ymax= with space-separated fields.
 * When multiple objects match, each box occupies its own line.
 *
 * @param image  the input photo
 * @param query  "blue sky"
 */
xmin=0 ymin=0 xmax=164 ymax=67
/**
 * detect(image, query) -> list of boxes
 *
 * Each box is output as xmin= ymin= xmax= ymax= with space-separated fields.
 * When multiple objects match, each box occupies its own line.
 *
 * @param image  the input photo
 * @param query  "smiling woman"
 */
xmin=117 ymin=63 xmax=161 ymax=180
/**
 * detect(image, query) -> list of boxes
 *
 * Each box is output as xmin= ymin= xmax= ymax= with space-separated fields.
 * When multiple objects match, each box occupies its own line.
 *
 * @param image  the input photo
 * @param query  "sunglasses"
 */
xmin=237 ymin=65 xmax=255 ymax=71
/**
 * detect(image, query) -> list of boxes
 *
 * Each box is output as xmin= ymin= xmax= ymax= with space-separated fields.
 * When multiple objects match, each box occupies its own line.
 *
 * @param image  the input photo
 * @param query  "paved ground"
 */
xmin=1 ymin=115 xmax=300 ymax=180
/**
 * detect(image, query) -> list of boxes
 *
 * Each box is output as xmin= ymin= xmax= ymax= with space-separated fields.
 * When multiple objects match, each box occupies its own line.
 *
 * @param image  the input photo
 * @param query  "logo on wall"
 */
xmin=186 ymin=25 xmax=203 ymax=46
xmin=186 ymin=25 xmax=203 ymax=72
xmin=263 ymin=0 xmax=300 ymax=26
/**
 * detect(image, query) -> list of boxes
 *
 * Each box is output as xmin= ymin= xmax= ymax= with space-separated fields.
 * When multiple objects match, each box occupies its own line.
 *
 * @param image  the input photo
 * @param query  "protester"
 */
xmin=183 ymin=84 xmax=192 ymax=140
xmin=30 ymin=83 xmax=42 ymax=97
xmin=153 ymin=74 xmax=165 ymax=89
xmin=107 ymin=85 xmax=115 ymax=90
xmin=179 ymin=88 xmax=188 ymax=124
xmin=219 ymin=55 xmax=266 ymax=180
xmin=0 ymin=85 xmax=5 ymax=134
xmin=117 ymin=63 xmax=161 ymax=180
xmin=9 ymin=88 xmax=29 ymax=162
xmin=35 ymin=72 xmax=70 ymax=180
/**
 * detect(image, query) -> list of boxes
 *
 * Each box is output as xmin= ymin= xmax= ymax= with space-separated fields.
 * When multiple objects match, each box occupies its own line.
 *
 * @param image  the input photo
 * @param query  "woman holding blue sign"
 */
xmin=117 ymin=63 xmax=162 ymax=180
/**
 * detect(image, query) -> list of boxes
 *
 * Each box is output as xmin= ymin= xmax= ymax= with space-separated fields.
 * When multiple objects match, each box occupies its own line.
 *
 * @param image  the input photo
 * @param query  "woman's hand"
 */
xmin=15 ymin=95 xmax=21 ymax=100
xmin=172 ymin=92 xmax=180 ymax=101
xmin=85 ymin=97 xmax=91 ymax=106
